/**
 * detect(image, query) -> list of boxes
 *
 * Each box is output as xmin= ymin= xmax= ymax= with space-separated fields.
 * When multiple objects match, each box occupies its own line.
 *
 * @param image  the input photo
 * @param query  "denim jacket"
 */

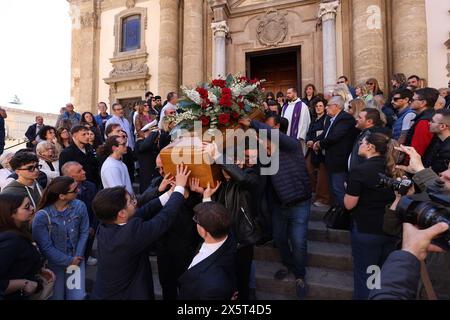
xmin=32 ymin=199 xmax=89 ymax=267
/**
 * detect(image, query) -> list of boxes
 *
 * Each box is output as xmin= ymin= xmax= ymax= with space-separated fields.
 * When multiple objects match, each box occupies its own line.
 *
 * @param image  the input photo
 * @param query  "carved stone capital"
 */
xmin=257 ymin=9 xmax=288 ymax=47
xmin=126 ymin=0 xmax=136 ymax=9
xmin=208 ymin=0 xmax=230 ymax=22
xmin=211 ymin=21 xmax=229 ymax=38
xmin=318 ymin=0 xmax=340 ymax=22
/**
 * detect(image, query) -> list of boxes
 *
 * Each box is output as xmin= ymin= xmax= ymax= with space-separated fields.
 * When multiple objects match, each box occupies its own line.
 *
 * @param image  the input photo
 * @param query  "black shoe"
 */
xmin=274 ymin=268 xmax=289 ymax=280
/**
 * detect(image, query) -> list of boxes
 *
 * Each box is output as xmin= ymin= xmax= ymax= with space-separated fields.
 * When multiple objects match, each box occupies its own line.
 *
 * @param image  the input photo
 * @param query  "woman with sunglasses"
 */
xmin=366 ymin=78 xmax=384 ymax=96
xmin=0 ymin=193 xmax=55 ymax=300
xmin=32 ymin=176 xmax=89 ymax=300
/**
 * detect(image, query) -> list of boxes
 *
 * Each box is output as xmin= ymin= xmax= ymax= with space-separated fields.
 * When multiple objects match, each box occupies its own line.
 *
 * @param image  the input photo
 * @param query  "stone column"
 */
xmin=211 ymin=21 xmax=229 ymax=79
xmin=158 ymin=0 xmax=179 ymax=98
xmin=392 ymin=0 xmax=428 ymax=78
xmin=351 ymin=0 xmax=387 ymax=90
xmin=68 ymin=0 xmax=101 ymax=113
xmin=318 ymin=1 xmax=340 ymax=93
xmin=182 ymin=0 xmax=204 ymax=86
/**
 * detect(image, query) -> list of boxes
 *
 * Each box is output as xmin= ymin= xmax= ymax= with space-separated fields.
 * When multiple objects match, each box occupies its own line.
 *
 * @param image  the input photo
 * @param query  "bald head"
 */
xmin=62 ymin=161 xmax=86 ymax=183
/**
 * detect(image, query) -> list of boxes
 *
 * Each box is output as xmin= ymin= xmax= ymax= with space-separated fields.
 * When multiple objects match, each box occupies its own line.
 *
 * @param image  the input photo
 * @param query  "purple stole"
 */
xmin=281 ymin=101 xmax=303 ymax=139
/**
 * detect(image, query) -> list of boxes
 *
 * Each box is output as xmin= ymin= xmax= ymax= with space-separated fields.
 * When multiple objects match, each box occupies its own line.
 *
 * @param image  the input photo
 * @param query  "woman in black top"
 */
xmin=0 ymin=194 xmax=54 ymax=300
xmin=306 ymin=97 xmax=330 ymax=207
xmin=302 ymin=84 xmax=317 ymax=118
xmin=344 ymin=133 xmax=400 ymax=300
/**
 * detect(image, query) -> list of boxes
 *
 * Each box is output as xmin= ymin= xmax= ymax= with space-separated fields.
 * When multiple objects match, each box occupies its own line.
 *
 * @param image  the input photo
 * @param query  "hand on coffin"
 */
xmin=204 ymin=181 xmax=222 ymax=199
xmin=175 ymin=163 xmax=191 ymax=188
xmin=158 ymin=173 xmax=175 ymax=192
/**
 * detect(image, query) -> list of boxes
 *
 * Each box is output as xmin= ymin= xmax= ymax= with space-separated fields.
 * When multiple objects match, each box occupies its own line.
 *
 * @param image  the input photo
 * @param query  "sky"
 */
xmin=0 ymin=0 xmax=71 ymax=114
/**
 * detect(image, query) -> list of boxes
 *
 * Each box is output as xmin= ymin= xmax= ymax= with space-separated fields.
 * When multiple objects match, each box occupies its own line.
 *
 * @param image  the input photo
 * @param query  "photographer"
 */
xmin=344 ymin=133 xmax=400 ymax=299
xmin=384 ymin=145 xmax=450 ymax=299
xmin=369 ymin=222 xmax=448 ymax=300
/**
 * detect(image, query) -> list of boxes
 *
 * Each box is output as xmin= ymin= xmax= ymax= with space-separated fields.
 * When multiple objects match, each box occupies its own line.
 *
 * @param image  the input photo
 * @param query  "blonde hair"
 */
xmin=0 ymin=152 xmax=14 ymax=170
xmin=36 ymin=141 xmax=58 ymax=161
xmin=355 ymin=83 xmax=370 ymax=97
xmin=349 ymin=98 xmax=366 ymax=119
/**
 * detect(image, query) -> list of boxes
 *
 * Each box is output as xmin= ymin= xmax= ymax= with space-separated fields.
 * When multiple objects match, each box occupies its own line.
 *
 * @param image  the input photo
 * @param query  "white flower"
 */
xmin=208 ymin=92 xmax=218 ymax=104
xmin=181 ymin=86 xmax=202 ymax=105
xmin=240 ymin=84 xmax=257 ymax=95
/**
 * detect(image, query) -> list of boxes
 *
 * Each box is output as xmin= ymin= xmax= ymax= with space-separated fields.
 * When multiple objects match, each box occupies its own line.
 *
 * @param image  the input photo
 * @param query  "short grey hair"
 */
xmin=0 ymin=152 xmax=14 ymax=169
xmin=328 ymin=96 xmax=345 ymax=109
xmin=61 ymin=161 xmax=82 ymax=176
xmin=36 ymin=141 xmax=55 ymax=157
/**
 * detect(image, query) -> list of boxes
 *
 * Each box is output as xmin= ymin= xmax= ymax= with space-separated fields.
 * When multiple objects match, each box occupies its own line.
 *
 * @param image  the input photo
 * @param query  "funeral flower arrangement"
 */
xmin=176 ymin=74 xmax=266 ymax=130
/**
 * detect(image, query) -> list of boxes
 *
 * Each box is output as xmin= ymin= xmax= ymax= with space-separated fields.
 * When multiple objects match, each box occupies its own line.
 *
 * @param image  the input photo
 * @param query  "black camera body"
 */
xmin=377 ymin=173 xmax=414 ymax=196
xmin=396 ymin=186 xmax=450 ymax=251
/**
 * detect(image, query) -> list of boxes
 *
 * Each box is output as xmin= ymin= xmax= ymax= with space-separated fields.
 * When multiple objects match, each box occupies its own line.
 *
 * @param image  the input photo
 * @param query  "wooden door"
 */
xmin=248 ymin=49 xmax=300 ymax=96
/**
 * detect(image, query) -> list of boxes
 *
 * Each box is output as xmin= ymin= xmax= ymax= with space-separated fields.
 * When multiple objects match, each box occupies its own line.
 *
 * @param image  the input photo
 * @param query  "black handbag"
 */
xmin=322 ymin=205 xmax=351 ymax=231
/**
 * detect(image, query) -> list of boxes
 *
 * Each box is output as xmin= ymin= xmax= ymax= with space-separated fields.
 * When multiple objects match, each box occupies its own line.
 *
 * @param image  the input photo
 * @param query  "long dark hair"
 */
xmin=97 ymin=135 xmax=120 ymax=158
xmin=0 ymin=194 xmax=32 ymax=241
xmin=37 ymin=176 xmax=75 ymax=211
xmin=80 ymin=112 xmax=99 ymax=128
xmin=365 ymin=133 xmax=402 ymax=178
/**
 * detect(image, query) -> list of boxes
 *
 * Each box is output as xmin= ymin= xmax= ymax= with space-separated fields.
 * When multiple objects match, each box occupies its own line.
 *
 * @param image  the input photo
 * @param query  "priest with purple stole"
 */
xmin=281 ymin=87 xmax=311 ymax=154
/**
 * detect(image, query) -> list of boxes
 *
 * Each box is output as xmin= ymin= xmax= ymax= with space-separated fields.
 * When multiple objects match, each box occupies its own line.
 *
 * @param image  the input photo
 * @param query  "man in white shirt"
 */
xmin=281 ymin=88 xmax=311 ymax=153
xmin=159 ymin=92 xmax=178 ymax=129
xmin=105 ymin=103 xmax=135 ymax=150
xmin=100 ymin=135 xmax=133 ymax=195
xmin=178 ymin=201 xmax=237 ymax=300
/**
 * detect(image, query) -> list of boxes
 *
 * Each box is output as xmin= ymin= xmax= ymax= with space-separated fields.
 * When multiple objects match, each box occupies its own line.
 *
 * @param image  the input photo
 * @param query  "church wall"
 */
xmin=98 ymin=0 xmax=160 ymax=106
xmin=425 ymin=0 xmax=450 ymax=87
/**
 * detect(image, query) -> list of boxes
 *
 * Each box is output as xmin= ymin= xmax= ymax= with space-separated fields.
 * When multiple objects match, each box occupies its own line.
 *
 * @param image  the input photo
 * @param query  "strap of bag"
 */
xmin=40 ymin=210 xmax=52 ymax=236
xmin=420 ymin=261 xmax=437 ymax=300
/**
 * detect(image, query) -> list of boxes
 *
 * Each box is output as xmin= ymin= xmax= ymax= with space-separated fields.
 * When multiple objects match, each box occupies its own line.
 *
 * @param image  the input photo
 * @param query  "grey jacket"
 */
xmin=1 ymin=180 xmax=43 ymax=209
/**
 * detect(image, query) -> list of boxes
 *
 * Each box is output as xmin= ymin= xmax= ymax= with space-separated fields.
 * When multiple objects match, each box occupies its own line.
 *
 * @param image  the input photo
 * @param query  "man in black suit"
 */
xmin=91 ymin=164 xmax=190 ymax=300
xmin=178 ymin=201 xmax=237 ymax=300
xmin=24 ymin=116 xmax=44 ymax=148
xmin=313 ymin=96 xmax=357 ymax=206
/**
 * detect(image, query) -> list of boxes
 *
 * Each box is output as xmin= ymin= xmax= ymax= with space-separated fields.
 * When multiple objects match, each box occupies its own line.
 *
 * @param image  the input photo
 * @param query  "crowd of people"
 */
xmin=0 ymin=75 xmax=449 ymax=301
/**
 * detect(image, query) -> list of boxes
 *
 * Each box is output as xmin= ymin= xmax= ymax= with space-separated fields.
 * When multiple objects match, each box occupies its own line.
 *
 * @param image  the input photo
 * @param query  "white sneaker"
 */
xmin=87 ymin=256 xmax=98 ymax=266
xmin=313 ymin=201 xmax=328 ymax=207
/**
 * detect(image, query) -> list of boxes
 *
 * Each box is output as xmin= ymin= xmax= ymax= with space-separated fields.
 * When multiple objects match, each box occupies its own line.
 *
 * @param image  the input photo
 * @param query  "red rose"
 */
xmin=238 ymin=101 xmax=245 ymax=110
xmin=250 ymin=78 xmax=258 ymax=84
xmin=212 ymin=79 xmax=226 ymax=88
xmin=218 ymin=113 xmax=230 ymax=125
xmin=200 ymin=115 xmax=210 ymax=126
xmin=196 ymin=87 xmax=208 ymax=99
xmin=239 ymin=76 xmax=248 ymax=83
xmin=220 ymin=95 xmax=232 ymax=107
xmin=231 ymin=112 xmax=239 ymax=120
xmin=222 ymin=87 xmax=232 ymax=96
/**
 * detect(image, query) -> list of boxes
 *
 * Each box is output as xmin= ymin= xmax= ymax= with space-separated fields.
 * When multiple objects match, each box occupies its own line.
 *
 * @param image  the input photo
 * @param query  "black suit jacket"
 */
xmin=24 ymin=124 xmax=40 ymax=148
xmin=92 ymin=192 xmax=185 ymax=300
xmin=178 ymin=236 xmax=237 ymax=300
xmin=315 ymin=111 xmax=357 ymax=173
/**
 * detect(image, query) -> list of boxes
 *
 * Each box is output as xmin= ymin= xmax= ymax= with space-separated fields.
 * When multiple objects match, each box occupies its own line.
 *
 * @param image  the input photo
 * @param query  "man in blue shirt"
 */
xmin=94 ymin=102 xmax=112 ymax=139
xmin=62 ymin=103 xmax=81 ymax=129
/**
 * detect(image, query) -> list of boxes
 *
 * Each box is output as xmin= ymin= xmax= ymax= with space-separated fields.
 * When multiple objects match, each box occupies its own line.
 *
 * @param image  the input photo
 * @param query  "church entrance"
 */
xmin=118 ymin=97 xmax=141 ymax=119
xmin=246 ymin=47 xmax=301 ymax=97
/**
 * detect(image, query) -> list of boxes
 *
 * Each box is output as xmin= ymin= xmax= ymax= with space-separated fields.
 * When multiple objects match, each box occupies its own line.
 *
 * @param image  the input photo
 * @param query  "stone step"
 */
xmin=254 ymin=241 xmax=353 ymax=272
xmin=309 ymin=206 xmax=329 ymax=221
xmin=254 ymin=260 xmax=353 ymax=300
xmin=308 ymin=221 xmax=351 ymax=245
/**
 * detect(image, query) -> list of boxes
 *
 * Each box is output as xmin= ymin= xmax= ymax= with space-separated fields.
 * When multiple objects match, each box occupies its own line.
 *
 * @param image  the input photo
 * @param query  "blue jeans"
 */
xmin=351 ymin=223 xmax=396 ymax=300
xmin=328 ymin=172 xmax=347 ymax=206
xmin=49 ymin=261 xmax=86 ymax=300
xmin=272 ymin=199 xmax=311 ymax=279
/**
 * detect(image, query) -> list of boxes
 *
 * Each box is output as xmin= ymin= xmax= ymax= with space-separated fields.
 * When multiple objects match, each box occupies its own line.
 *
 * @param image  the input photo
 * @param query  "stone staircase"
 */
xmin=253 ymin=207 xmax=354 ymax=300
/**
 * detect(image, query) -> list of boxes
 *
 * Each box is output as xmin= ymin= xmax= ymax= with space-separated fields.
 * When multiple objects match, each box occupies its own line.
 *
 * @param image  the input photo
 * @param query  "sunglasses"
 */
xmin=66 ymin=185 xmax=79 ymax=194
xmin=17 ymin=164 xmax=42 ymax=172
xmin=337 ymin=81 xmax=345 ymax=84
xmin=392 ymin=97 xmax=403 ymax=101
xmin=192 ymin=215 xmax=201 ymax=226
xmin=366 ymin=82 xmax=374 ymax=85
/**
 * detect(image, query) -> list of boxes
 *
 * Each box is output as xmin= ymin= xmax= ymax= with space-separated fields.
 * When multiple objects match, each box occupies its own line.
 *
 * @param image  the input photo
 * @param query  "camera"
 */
xmin=377 ymin=173 xmax=414 ymax=196
xmin=396 ymin=186 xmax=450 ymax=251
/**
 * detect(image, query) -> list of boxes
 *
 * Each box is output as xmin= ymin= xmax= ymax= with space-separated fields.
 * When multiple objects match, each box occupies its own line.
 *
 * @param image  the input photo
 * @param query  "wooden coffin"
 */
xmin=159 ymin=135 xmax=223 ymax=189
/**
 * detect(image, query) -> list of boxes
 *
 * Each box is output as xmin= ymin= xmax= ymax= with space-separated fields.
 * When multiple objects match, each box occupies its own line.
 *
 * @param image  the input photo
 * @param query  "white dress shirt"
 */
xmin=188 ymin=237 xmax=228 ymax=269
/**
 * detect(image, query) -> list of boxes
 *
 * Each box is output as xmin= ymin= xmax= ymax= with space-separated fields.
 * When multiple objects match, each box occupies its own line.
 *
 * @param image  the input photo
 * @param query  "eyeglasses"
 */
xmin=337 ymin=81 xmax=345 ymax=84
xmin=392 ymin=97 xmax=403 ymax=101
xmin=17 ymin=164 xmax=42 ymax=172
xmin=192 ymin=215 xmax=201 ymax=226
xmin=66 ymin=185 xmax=79 ymax=194
xmin=366 ymin=82 xmax=374 ymax=85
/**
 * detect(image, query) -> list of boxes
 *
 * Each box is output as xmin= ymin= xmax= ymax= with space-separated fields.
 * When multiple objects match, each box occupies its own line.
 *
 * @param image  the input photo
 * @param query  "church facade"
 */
xmin=68 ymin=0 xmax=450 ymax=113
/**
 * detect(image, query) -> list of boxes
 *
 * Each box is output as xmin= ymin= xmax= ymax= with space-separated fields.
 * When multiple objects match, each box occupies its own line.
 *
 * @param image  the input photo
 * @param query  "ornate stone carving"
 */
xmin=256 ymin=9 xmax=288 ymax=47
xmin=109 ymin=61 xmax=149 ymax=78
xmin=318 ymin=0 xmax=339 ymax=22
xmin=211 ymin=21 xmax=229 ymax=38
xmin=126 ymin=0 xmax=136 ymax=9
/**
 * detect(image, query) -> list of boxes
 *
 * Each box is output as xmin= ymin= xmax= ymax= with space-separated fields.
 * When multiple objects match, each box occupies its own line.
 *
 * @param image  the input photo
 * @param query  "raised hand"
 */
xmin=176 ymin=163 xmax=191 ymax=188
xmin=190 ymin=177 xmax=205 ymax=194
xmin=158 ymin=173 xmax=175 ymax=192
xmin=394 ymin=145 xmax=425 ymax=174
xmin=204 ymin=181 xmax=222 ymax=199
